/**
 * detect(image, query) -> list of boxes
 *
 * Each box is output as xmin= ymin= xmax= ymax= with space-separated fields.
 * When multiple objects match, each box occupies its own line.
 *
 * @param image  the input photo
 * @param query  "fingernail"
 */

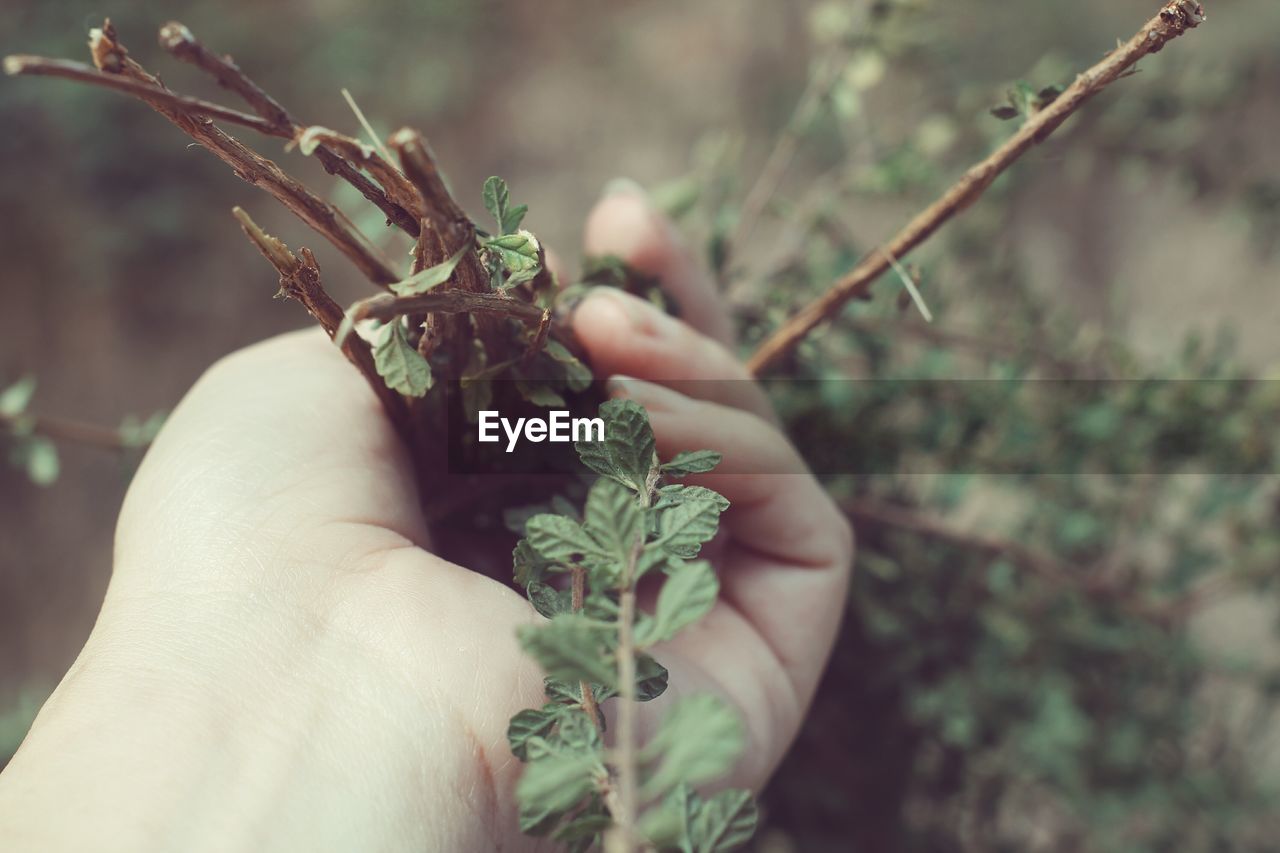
xmin=605 ymin=374 xmax=684 ymax=412
xmin=602 ymin=177 xmax=648 ymax=200
xmin=581 ymin=287 xmax=644 ymax=330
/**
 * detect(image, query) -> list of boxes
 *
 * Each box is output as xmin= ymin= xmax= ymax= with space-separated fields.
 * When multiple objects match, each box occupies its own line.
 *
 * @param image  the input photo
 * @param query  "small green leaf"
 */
xmin=635 ymin=653 xmax=669 ymax=701
xmin=507 ymin=705 xmax=563 ymax=760
xmin=483 ymin=175 xmax=529 ymax=235
xmin=637 ymin=560 xmax=718 ymax=647
xmin=0 ymin=376 xmax=36 ymax=418
xmin=657 ymin=499 xmax=724 ymax=558
xmin=544 ymin=340 xmax=593 ymax=392
xmin=21 ymin=437 xmax=60 ymax=486
xmin=661 ymin=450 xmax=722 ymax=476
xmin=575 ymin=399 xmax=656 ymax=493
xmin=388 ymin=241 xmax=470 ymax=296
xmin=372 ymin=321 xmax=432 ymax=397
xmin=484 ymin=231 xmax=542 ymax=286
xmin=592 ymin=652 xmax=668 ymax=703
xmin=525 ymin=514 xmax=609 ymax=565
xmin=655 ymin=484 xmax=730 ymax=513
xmin=513 ymin=539 xmax=553 ymax=587
xmin=527 ymin=581 xmax=572 ymax=619
xmin=518 ymin=614 xmax=617 ymax=688
xmin=584 ymin=477 xmax=644 ymax=563
xmin=515 ymin=380 xmax=566 ymax=408
xmin=641 ymin=694 xmax=744 ymax=798
xmin=689 ymin=789 xmax=757 ymax=852
xmin=516 ymin=741 xmax=603 ymax=835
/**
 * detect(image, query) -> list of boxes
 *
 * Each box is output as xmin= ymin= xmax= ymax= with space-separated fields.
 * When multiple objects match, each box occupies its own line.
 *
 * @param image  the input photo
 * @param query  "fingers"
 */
xmin=583 ymin=183 xmax=735 ymax=345
xmin=615 ymin=377 xmax=852 ymax=780
xmin=573 ymin=288 xmax=776 ymax=422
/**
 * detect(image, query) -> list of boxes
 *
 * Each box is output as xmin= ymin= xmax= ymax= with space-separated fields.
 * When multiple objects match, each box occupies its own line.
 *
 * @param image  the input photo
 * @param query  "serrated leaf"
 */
xmin=661 ymin=450 xmax=722 ymax=476
xmin=641 ymin=695 xmax=744 ymax=798
xmin=584 ymin=477 xmax=644 ymax=563
xmin=525 ymin=514 xmax=609 ymax=565
xmin=373 ymin=321 xmax=432 ymax=397
xmin=0 ymin=376 xmax=36 ymax=418
xmin=518 ymin=614 xmax=617 ymax=688
xmin=575 ymin=399 xmax=656 ymax=493
xmin=513 ymin=539 xmax=553 ymax=587
xmin=483 ymin=175 xmax=528 ymax=235
xmin=592 ymin=651 xmax=667 ymax=704
xmin=657 ymin=499 xmax=724 ymax=558
xmin=635 ymin=653 xmax=669 ymax=701
xmin=636 ymin=560 xmax=718 ymax=647
xmin=544 ymin=340 xmax=593 ymax=392
xmin=655 ymin=484 xmax=731 ymax=513
xmin=689 ymin=789 xmax=757 ymax=852
xmin=527 ymin=580 xmax=572 ymax=619
xmin=516 ymin=743 xmax=602 ymax=835
xmin=389 ymin=241 xmax=470 ymax=296
xmin=515 ymin=380 xmax=566 ymax=408
xmin=508 ymin=705 xmax=563 ymax=760
xmin=484 ymin=231 xmax=542 ymax=286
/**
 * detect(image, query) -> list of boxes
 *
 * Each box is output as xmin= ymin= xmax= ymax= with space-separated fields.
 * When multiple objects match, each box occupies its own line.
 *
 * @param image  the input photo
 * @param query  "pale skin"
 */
xmin=0 ymin=186 xmax=852 ymax=852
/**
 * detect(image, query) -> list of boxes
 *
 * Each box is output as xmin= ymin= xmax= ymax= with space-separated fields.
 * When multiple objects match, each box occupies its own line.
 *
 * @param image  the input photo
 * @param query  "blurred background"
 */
xmin=4 ymin=0 xmax=1280 ymax=850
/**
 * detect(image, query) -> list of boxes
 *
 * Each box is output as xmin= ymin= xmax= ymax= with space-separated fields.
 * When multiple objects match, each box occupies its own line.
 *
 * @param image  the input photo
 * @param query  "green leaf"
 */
xmin=527 ymin=581 xmax=572 ymax=619
xmin=0 ymin=376 xmax=36 ymax=418
xmin=516 ymin=741 xmax=603 ymax=835
xmin=584 ymin=477 xmax=644 ymax=563
xmin=575 ymin=399 xmax=656 ymax=493
xmin=635 ymin=653 xmax=669 ymax=701
xmin=21 ymin=437 xmax=60 ymax=487
xmin=388 ymin=241 xmax=470 ymax=297
xmin=661 ymin=450 xmax=722 ymax=476
xmin=483 ymin=175 xmax=529 ymax=235
xmin=513 ymin=539 xmax=553 ymax=587
xmin=515 ymin=380 xmax=566 ymax=408
xmin=372 ymin=321 xmax=432 ymax=397
xmin=641 ymin=694 xmax=744 ymax=798
xmin=655 ymin=485 xmax=730 ymax=513
xmin=637 ymin=560 xmax=718 ymax=647
xmin=524 ymin=514 xmax=609 ymax=566
xmin=484 ymin=231 xmax=542 ymax=286
xmin=518 ymin=614 xmax=617 ymax=688
xmin=689 ymin=789 xmax=757 ymax=852
xmin=657 ymin=499 xmax=724 ymax=558
xmin=507 ymin=704 xmax=563 ymax=760
xmin=592 ymin=651 xmax=667 ymax=704
xmin=544 ymin=340 xmax=593 ymax=392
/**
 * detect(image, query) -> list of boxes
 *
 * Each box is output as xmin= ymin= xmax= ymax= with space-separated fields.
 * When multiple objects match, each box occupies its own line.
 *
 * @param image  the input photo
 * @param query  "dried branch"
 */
xmin=344 ymin=289 xmax=551 ymax=330
xmin=156 ymin=22 xmax=423 ymax=237
xmin=6 ymin=22 xmax=402 ymax=286
xmin=233 ymin=207 xmax=412 ymax=441
xmin=3 ymin=55 xmax=278 ymax=134
xmin=747 ymin=1 xmax=1207 ymax=375
xmin=1 ymin=411 xmax=134 ymax=451
xmin=844 ymin=498 xmax=1090 ymax=590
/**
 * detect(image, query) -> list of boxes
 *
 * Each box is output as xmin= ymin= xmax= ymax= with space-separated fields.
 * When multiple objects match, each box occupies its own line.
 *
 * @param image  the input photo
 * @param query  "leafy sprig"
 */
xmin=508 ymin=399 xmax=756 ymax=852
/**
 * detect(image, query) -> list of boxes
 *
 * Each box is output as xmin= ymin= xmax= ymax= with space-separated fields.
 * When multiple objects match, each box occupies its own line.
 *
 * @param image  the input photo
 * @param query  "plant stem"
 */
xmin=571 ymin=566 xmax=603 ymax=730
xmin=609 ymin=536 xmax=644 ymax=853
xmin=1 ymin=411 xmax=132 ymax=451
xmin=746 ymin=1 xmax=1206 ymax=375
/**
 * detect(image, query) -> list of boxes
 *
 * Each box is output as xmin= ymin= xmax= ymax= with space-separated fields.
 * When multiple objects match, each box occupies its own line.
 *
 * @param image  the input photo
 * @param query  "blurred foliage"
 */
xmin=659 ymin=2 xmax=1280 ymax=850
xmin=4 ymin=0 xmax=1280 ymax=850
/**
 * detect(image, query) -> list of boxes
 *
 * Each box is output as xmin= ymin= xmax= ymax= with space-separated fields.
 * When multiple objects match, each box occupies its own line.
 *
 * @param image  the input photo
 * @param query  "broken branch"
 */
xmin=747 ymin=1 xmax=1206 ymax=375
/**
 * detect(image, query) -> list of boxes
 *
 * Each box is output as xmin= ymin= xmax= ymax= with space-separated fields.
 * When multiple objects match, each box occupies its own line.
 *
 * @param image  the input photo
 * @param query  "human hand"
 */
xmin=0 ymin=187 xmax=851 ymax=852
